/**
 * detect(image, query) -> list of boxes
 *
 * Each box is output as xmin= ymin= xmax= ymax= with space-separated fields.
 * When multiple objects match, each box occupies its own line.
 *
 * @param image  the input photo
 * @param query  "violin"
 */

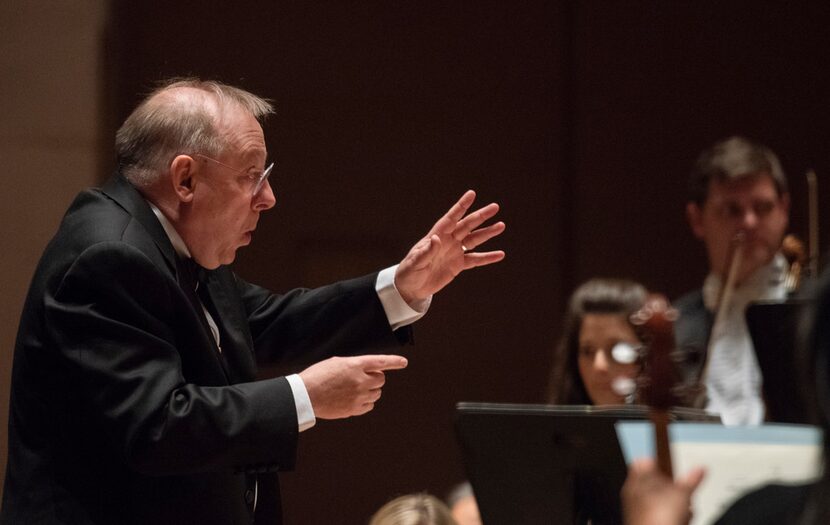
xmin=630 ymin=294 xmax=681 ymax=477
xmin=782 ymin=234 xmax=807 ymax=294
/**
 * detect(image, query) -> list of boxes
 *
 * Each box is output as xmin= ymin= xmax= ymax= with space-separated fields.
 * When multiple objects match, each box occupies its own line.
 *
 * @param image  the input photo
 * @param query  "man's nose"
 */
xmin=252 ymin=179 xmax=276 ymax=211
xmin=740 ymin=208 xmax=759 ymax=230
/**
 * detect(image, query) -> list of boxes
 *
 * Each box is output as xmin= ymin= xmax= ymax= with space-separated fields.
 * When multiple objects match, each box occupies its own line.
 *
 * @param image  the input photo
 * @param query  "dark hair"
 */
xmin=547 ymin=278 xmax=647 ymax=404
xmin=688 ymin=136 xmax=788 ymax=206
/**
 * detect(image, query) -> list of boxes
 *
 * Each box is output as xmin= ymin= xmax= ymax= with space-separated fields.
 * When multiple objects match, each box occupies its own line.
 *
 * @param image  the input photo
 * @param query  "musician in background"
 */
xmin=675 ymin=136 xmax=790 ymax=425
xmin=548 ymin=278 xmax=647 ymax=405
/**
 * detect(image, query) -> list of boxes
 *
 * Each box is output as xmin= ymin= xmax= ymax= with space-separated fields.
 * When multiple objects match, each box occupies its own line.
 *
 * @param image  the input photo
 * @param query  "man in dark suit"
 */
xmin=0 ymin=79 xmax=505 ymax=524
xmin=674 ymin=136 xmax=790 ymax=424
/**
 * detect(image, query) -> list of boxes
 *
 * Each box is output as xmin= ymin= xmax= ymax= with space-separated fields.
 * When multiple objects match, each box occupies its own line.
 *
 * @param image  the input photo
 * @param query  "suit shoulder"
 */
xmin=59 ymin=188 xmax=134 ymax=242
xmin=55 ymin=240 xmax=174 ymax=301
xmin=673 ymin=289 xmax=704 ymax=314
xmin=673 ymin=288 xmax=711 ymax=348
xmin=34 ymin=189 xmax=170 ymax=293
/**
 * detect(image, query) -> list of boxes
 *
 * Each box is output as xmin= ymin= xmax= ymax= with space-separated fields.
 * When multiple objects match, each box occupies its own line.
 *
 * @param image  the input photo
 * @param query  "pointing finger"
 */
xmin=357 ymin=354 xmax=409 ymax=372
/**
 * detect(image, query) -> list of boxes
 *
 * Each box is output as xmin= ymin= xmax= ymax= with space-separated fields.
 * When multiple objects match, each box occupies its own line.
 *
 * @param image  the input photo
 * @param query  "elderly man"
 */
xmin=674 ymin=136 xmax=790 ymax=425
xmin=0 ymin=79 xmax=504 ymax=525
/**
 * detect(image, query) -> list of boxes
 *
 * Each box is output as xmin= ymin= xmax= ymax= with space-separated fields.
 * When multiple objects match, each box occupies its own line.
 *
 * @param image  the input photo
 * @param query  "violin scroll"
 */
xmin=630 ymin=293 xmax=681 ymax=478
xmin=630 ymin=294 xmax=681 ymax=411
xmin=782 ymin=234 xmax=807 ymax=293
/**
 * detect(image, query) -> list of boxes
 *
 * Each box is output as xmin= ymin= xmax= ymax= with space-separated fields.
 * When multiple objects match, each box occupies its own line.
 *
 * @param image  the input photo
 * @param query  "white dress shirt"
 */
xmin=701 ymin=254 xmax=788 ymax=425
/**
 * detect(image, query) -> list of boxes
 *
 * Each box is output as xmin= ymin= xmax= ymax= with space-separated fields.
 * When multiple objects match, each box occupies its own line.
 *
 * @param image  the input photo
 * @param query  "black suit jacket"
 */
xmin=1 ymin=173 xmax=408 ymax=525
xmin=673 ymin=289 xmax=713 ymax=392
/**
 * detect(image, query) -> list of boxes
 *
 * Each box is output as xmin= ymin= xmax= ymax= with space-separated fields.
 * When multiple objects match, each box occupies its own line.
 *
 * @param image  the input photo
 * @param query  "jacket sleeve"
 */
xmin=44 ymin=241 xmax=298 ymax=476
xmin=234 ymin=272 xmax=413 ymax=367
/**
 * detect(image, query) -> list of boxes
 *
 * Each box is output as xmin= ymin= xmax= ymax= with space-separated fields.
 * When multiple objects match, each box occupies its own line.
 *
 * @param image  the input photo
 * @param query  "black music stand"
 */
xmin=746 ymin=299 xmax=814 ymax=424
xmin=454 ymin=403 xmax=715 ymax=525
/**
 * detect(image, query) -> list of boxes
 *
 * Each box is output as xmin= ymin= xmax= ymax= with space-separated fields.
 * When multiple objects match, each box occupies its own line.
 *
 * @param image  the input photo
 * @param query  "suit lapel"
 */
xmin=101 ymin=172 xmax=178 ymax=275
xmin=202 ymin=269 xmax=258 ymax=383
xmin=101 ymin=172 xmax=247 ymax=383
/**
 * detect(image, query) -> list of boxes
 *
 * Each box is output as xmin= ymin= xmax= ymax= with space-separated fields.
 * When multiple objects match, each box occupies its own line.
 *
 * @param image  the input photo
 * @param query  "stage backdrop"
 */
xmin=99 ymin=1 xmax=830 ymax=522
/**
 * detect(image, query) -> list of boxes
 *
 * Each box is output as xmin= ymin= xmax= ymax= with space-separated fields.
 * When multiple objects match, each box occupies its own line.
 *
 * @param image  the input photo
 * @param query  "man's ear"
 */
xmin=686 ymin=202 xmax=706 ymax=239
xmin=170 ymin=155 xmax=196 ymax=203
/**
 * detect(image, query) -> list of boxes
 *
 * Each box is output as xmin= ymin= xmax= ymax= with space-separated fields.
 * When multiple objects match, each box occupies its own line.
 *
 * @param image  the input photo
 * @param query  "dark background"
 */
xmin=103 ymin=1 xmax=830 ymax=522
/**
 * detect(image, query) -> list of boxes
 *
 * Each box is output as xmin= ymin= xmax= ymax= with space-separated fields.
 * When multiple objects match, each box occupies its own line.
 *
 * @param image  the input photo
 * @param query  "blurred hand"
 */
xmin=299 ymin=354 xmax=408 ymax=419
xmin=621 ymin=458 xmax=705 ymax=525
xmin=395 ymin=190 xmax=505 ymax=304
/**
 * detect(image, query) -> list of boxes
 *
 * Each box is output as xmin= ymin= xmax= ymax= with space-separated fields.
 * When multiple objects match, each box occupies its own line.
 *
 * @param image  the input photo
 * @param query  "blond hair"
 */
xmin=369 ymin=493 xmax=458 ymax=525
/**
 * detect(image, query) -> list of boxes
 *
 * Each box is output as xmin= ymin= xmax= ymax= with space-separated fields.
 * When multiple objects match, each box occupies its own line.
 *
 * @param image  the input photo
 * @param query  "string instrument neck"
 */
xmin=631 ymin=294 xmax=680 ymax=477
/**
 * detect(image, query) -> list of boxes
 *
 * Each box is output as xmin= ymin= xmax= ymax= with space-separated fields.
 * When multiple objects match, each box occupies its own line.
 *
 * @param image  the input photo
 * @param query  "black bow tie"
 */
xmin=177 ymin=256 xmax=208 ymax=293
xmin=175 ymin=256 xmax=225 ymax=358
xmin=177 ymin=255 xmax=220 ymax=320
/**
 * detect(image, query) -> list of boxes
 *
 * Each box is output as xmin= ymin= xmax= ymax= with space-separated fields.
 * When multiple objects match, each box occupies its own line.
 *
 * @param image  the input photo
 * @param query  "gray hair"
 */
xmin=115 ymin=78 xmax=274 ymax=187
xmin=688 ymin=136 xmax=788 ymax=206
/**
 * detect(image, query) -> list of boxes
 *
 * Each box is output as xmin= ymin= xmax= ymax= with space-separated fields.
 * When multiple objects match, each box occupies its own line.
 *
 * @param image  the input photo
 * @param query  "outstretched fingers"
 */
xmin=460 ymin=221 xmax=506 ymax=251
xmin=462 ymin=250 xmax=506 ymax=270
xmin=452 ymin=202 xmax=500 ymax=241
xmin=429 ymin=190 xmax=477 ymax=236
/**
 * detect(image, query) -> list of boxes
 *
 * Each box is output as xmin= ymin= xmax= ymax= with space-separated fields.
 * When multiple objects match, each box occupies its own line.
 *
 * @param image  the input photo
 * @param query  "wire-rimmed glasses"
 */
xmin=194 ymin=153 xmax=274 ymax=197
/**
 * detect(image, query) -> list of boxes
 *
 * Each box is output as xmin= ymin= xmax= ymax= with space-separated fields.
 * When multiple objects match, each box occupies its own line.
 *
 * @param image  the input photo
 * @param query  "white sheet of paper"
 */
xmin=615 ymin=422 xmax=823 ymax=525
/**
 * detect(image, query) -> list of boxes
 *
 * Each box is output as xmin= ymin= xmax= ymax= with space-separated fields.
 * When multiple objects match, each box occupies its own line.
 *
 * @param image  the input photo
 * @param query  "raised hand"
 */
xmin=395 ymin=190 xmax=505 ymax=304
xmin=299 ymin=354 xmax=408 ymax=419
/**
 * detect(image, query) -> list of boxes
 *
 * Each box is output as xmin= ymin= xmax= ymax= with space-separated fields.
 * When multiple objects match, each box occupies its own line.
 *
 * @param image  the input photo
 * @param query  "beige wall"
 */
xmin=0 ymin=1 xmax=106 ymax=498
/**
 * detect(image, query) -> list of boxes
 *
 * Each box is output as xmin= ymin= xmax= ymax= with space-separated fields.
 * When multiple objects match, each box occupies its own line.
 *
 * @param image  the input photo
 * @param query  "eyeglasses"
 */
xmin=578 ymin=342 xmax=642 ymax=365
xmin=194 ymin=153 xmax=274 ymax=197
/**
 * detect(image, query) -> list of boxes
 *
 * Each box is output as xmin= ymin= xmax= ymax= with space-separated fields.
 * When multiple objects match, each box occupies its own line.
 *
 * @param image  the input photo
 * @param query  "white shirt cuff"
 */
xmin=376 ymin=265 xmax=431 ymax=330
xmin=286 ymin=374 xmax=316 ymax=432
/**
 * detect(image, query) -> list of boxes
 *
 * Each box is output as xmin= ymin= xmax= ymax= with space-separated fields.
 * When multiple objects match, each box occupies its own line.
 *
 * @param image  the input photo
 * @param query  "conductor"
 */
xmin=0 ymin=78 xmax=505 ymax=525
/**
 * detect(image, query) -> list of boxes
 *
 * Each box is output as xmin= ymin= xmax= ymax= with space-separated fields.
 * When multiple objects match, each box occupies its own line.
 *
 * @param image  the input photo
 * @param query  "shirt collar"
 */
xmin=147 ymin=201 xmax=191 ymax=260
xmin=702 ymin=253 xmax=788 ymax=311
